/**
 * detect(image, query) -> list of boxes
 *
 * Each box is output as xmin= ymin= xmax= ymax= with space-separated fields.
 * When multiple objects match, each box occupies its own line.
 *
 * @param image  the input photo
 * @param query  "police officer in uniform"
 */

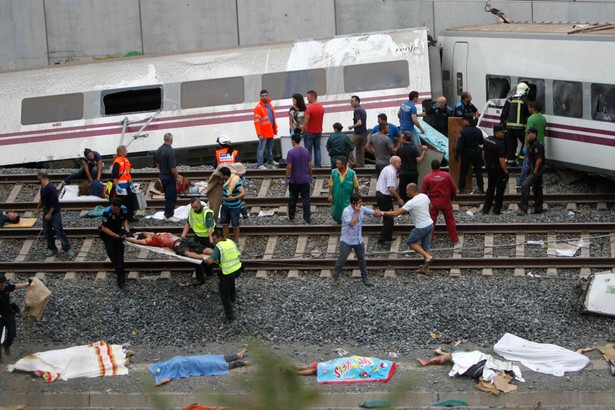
xmin=181 ymin=197 xmax=216 ymax=285
xmin=0 ymin=274 xmax=31 ymax=358
xmin=456 ymin=114 xmax=484 ymax=194
xmin=204 ymin=229 xmax=243 ymax=322
xmin=518 ymin=127 xmax=545 ymax=215
xmin=99 ymin=198 xmax=130 ymax=289
xmin=482 ymin=124 xmax=509 ymax=215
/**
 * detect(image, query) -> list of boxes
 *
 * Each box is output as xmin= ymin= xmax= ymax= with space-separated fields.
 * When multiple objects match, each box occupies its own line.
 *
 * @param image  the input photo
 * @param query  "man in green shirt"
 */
xmin=328 ymin=157 xmax=359 ymax=223
xmin=517 ymin=101 xmax=547 ymax=188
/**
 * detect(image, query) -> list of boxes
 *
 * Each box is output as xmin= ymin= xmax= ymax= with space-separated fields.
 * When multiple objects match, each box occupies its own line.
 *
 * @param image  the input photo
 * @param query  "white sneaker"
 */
xmin=270 ymin=160 xmax=279 ymax=166
xmin=165 ymin=216 xmax=181 ymax=223
xmin=258 ymin=165 xmax=267 ymax=170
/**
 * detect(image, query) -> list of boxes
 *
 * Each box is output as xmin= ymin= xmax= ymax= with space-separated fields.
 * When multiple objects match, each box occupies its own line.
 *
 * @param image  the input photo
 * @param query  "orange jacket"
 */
xmin=112 ymin=156 xmax=132 ymax=182
xmin=253 ymin=99 xmax=277 ymax=139
xmin=216 ymin=148 xmax=238 ymax=164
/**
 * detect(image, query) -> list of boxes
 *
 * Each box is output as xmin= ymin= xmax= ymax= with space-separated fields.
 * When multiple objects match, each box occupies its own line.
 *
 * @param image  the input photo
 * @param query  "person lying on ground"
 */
xmin=151 ymin=348 xmax=250 ymax=386
xmin=77 ymin=180 xmax=111 ymax=199
xmin=154 ymin=178 xmax=207 ymax=196
xmin=0 ymin=210 xmax=20 ymax=227
xmin=126 ymin=231 xmax=211 ymax=261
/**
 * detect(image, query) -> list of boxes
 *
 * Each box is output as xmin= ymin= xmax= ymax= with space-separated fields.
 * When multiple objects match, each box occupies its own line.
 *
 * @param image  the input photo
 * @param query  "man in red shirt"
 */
xmin=302 ymin=90 xmax=325 ymax=168
xmin=421 ymin=159 xmax=459 ymax=245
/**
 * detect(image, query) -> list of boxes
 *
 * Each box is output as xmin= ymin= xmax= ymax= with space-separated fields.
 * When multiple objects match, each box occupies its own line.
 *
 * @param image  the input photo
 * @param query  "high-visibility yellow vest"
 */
xmin=216 ymin=239 xmax=242 ymax=275
xmin=188 ymin=206 xmax=215 ymax=237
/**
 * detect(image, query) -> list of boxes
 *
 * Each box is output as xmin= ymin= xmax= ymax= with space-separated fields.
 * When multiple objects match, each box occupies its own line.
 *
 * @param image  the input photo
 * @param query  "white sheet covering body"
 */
xmin=493 ymin=333 xmax=590 ymax=376
xmin=449 ymin=350 xmax=524 ymax=382
xmin=8 ymin=341 xmax=128 ymax=383
xmin=59 ymin=184 xmax=108 ymax=203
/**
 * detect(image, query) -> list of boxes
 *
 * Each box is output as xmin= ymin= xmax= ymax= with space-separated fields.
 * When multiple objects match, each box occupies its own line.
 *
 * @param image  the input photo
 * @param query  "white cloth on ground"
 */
xmin=449 ymin=350 xmax=524 ymax=382
xmin=8 ymin=341 xmax=128 ymax=383
xmin=493 ymin=333 xmax=590 ymax=376
xmin=59 ymin=184 xmax=107 ymax=203
xmin=145 ymin=204 xmax=190 ymax=220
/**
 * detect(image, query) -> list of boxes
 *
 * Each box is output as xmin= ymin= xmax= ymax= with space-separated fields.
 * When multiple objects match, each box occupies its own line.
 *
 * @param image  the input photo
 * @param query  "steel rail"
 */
xmin=0 ymin=257 xmax=613 ymax=273
xmin=0 ymin=223 xmax=614 ymax=239
xmin=2 ymin=192 xmax=613 ymax=211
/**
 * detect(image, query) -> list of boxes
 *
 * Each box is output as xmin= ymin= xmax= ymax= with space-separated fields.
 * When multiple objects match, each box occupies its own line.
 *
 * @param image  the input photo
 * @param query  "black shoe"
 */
xmin=493 ymin=210 xmax=501 ymax=215
xmin=225 ymin=314 xmax=236 ymax=322
xmin=118 ymin=282 xmax=125 ymax=289
xmin=533 ymin=209 xmax=544 ymax=214
xmin=304 ymin=218 xmax=311 ymax=224
xmin=516 ymin=210 xmax=527 ymax=216
xmin=478 ymin=188 xmax=485 ymax=195
xmin=362 ymin=278 xmax=374 ymax=287
xmin=482 ymin=208 xmax=490 ymax=215
xmin=3 ymin=346 xmax=10 ymax=356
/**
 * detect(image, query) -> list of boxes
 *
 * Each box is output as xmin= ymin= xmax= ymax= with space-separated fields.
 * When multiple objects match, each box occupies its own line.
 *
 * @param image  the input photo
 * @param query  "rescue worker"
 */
xmin=204 ymin=229 xmax=243 ymax=322
xmin=421 ymin=159 xmax=459 ymax=245
xmin=456 ymin=114 xmax=484 ymax=194
xmin=518 ymin=128 xmax=545 ymax=215
xmin=214 ymin=135 xmax=249 ymax=218
xmin=453 ymin=91 xmax=479 ymax=119
xmin=112 ymin=145 xmax=137 ymax=222
xmin=254 ymin=89 xmax=278 ymax=169
xmin=99 ymin=198 xmax=130 ymax=289
xmin=500 ymin=82 xmax=530 ymax=165
xmin=181 ymin=197 xmax=216 ymax=285
xmin=482 ymin=124 xmax=509 ymax=215
xmin=426 ymin=96 xmax=454 ymax=137
xmin=0 ymin=274 xmax=32 ymax=358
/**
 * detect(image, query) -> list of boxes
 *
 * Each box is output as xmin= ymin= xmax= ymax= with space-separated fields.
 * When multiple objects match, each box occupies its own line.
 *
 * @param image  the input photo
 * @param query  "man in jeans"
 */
xmin=154 ymin=133 xmax=183 ymax=222
xmin=332 ymin=194 xmax=382 ymax=287
xmin=254 ymin=89 xmax=278 ymax=169
xmin=348 ymin=95 xmax=367 ymax=167
xmin=302 ymin=90 xmax=325 ymax=168
xmin=285 ymin=134 xmax=313 ymax=223
xmin=36 ymin=171 xmax=74 ymax=258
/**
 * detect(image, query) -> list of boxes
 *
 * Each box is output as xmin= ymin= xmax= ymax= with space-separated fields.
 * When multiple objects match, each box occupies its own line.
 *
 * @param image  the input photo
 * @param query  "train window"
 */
xmin=343 ymin=61 xmax=409 ymax=93
xmin=102 ymin=86 xmax=162 ymax=116
xmin=486 ymin=76 xmax=510 ymax=100
xmin=519 ymin=78 xmax=545 ymax=112
xmin=262 ymin=69 xmax=326 ymax=100
xmin=21 ymin=93 xmax=84 ymax=125
xmin=553 ymin=80 xmax=583 ymax=118
xmin=181 ymin=77 xmax=245 ymax=108
xmin=591 ymin=83 xmax=615 ymax=123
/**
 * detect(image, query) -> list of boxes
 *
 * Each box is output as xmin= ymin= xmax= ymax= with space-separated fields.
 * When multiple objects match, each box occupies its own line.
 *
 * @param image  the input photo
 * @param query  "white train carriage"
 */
xmin=0 ymin=28 xmax=431 ymax=167
xmin=439 ymin=22 xmax=615 ymax=178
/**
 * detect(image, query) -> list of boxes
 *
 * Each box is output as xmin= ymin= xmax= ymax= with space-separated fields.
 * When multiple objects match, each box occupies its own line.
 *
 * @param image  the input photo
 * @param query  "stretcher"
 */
xmin=125 ymin=240 xmax=206 ymax=265
xmin=4 ymin=217 xmax=37 ymax=228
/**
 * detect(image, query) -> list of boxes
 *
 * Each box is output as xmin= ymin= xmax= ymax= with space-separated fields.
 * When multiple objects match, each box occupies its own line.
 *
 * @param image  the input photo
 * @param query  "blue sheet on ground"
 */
xmin=149 ymin=355 xmax=229 ymax=384
xmin=418 ymin=120 xmax=449 ymax=161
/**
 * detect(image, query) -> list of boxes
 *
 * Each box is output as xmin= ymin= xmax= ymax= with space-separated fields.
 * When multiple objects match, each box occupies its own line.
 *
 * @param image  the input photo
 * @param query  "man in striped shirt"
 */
xmin=219 ymin=167 xmax=246 ymax=242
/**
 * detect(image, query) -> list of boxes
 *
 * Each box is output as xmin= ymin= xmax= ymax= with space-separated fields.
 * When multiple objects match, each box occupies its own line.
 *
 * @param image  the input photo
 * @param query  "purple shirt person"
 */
xmin=285 ymin=134 xmax=313 ymax=223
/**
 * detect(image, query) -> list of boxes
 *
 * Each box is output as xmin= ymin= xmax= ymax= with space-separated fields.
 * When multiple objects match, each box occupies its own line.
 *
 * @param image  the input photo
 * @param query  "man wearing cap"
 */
xmin=482 ymin=125 xmax=509 ymax=215
xmin=456 ymin=114 xmax=484 ymax=194
xmin=518 ymin=128 xmax=545 ymax=215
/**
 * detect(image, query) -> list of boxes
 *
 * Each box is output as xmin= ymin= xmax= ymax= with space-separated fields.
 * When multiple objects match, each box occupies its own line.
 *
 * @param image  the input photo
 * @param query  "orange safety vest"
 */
xmin=216 ymin=148 xmax=237 ymax=164
xmin=113 ymin=156 xmax=132 ymax=182
xmin=253 ymin=99 xmax=277 ymax=139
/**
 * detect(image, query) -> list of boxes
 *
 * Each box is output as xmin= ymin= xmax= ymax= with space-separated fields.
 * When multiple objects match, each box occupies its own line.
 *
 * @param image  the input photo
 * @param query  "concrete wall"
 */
xmin=2 ymin=0 xmax=615 ymax=71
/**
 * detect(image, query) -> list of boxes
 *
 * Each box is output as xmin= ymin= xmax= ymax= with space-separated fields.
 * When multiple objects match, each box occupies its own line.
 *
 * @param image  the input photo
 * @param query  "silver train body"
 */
xmin=0 ymin=28 xmax=431 ymax=167
xmin=439 ymin=22 xmax=615 ymax=178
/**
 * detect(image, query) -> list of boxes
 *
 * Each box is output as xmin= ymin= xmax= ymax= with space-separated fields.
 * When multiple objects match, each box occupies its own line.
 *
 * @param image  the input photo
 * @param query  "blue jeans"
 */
xmin=43 ymin=211 xmax=71 ymax=251
xmin=303 ymin=132 xmax=322 ymax=168
xmin=332 ymin=241 xmax=369 ymax=280
xmin=160 ymin=173 xmax=177 ymax=218
xmin=406 ymin=224 xmax=433 ymax=251
xmin=518 ymin=146 xmax=529 ymax=186
xmin=288 ymin=182 xmax=311 ymax=222
xmin=257 ymin=136 xmax=274 ymax=166
xmin=64 ymin=166 xmax=98 ymax=184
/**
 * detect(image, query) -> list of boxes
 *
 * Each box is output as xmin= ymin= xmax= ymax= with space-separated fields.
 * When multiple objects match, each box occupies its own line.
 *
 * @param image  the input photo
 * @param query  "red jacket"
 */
xmin=253 ymin=99 xmax=278 ymax=139
xmin=421 ymin=170 xmax=457 ymax=202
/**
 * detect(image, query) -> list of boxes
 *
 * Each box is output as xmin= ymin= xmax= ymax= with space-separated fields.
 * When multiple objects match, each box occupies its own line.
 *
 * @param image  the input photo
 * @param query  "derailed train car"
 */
xmin=0 ymin=28 xmax=432 ymax=167
xmin=439 ymin=22 xmax=615 ymax=178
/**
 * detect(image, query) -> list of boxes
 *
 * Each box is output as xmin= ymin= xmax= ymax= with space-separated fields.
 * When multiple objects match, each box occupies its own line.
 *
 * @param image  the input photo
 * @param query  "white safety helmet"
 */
xmin=515 ymin=82 xmax=529 ymax=95
xmin=217 ymin=135 xmax=230 ymax=145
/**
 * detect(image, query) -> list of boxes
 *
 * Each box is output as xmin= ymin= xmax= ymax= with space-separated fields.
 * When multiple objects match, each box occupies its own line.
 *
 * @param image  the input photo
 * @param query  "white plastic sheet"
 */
xmin=493 ymin=333 xmax=590 ymax=376
xmin=449 ymin=350 xmax=524 ymax=382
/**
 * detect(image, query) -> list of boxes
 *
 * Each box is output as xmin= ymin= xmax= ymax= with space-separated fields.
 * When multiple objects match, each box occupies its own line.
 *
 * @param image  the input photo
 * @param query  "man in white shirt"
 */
xmin=375 ymin=156 xmax=404 ymax=246
xmin=383 ymin=182 xmax=435 ymax=274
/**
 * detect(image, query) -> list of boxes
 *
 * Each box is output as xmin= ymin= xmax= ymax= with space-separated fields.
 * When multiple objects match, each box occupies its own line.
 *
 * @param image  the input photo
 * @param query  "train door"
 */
xmin=452 ymin=42 xmax=468 ymax=98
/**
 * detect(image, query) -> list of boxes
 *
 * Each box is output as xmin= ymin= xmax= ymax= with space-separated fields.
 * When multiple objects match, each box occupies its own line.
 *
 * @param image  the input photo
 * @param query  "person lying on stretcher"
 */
xmin=126 ymin=231 xmax=213 ymax=261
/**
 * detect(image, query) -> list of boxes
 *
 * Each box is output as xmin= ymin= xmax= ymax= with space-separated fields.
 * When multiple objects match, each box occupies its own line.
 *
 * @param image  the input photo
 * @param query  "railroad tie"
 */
xmin=256 ymin=236 xmax=276 ymax=278
xmin=15 ymin=239 xmax=35 ymax=262
xmin=545 ymin=233 xmax=558 ymax=276
xmin=384 ymin=237 xmax=401 ymax=278
xmin=482 ymin=234 xmax=494 ymax=276
xmin=368 ymin=178 xmax=377 ymax=197
xmin=319 ymin=235 xmax=339 ymax=278
xmin=597 ymin=202 xmax=608 ymax=211
xmin=611 ymin=234 xmax=615 ymax=259
xmin=452 ymin=235 xmax=462 ymax=259
xmin=128 ymin=271 xmax=140 ymax=280
xmin=64 ymin=271 xmax=77 ymax=280
xmin=508 ymin=203 xmax=519 ymax=212
xmin=311 ymin=178 xmax=326 ymax=196
xmin=159 ymin=271 xmax=172 ymax=280
xmin=514 ymin=234 xmax=525 ymax=276
xmin=257 ymin=178 xmax=271 ymax=198
xmin=507 ymin=178 xmax=516 ymax=193
xmin=96 ymin=271 xmax=107 ymax=281
xmin=4 ymin=272 xmax=15 ymax=281
xmin=289 ymin=236 xmax=308 ymax=278
xmin=35 ymin=272 xmax=46 ymax=282
xmin=6 ymin=184 xmax=23 ymax=203
xmin=75 ymin=238 xmax=94 ymax=262
xmin=566 ymin=202 xmax=577 ymax=211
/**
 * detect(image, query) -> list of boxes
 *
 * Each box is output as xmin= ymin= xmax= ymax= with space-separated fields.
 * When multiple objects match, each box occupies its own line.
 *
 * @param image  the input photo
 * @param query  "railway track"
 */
xmin=1 ymin=223 xmax=614 ymax=277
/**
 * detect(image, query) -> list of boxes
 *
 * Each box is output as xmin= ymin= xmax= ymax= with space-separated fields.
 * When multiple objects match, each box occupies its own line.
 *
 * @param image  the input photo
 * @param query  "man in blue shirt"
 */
xmin=369 ymin=113 xmax=402 ymax=147
xmin=331 ymin=194 xmax=382 ymax=287
xmin=398 ymin=91 xmax=425 ymax=147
